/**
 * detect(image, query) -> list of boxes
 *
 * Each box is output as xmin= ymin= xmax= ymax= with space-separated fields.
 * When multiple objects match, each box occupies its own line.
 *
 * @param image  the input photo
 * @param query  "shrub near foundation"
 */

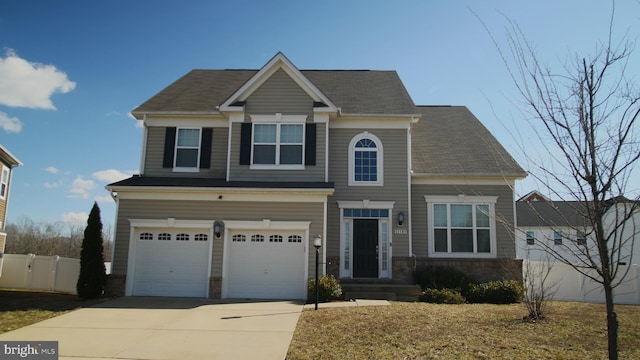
xmin=307 ymin=274 xmax=343 ymax=302
xmin=466 ymin=280 xmax=524 ymax=304
xmin=418 ymin=288 xmax=466 ymax=304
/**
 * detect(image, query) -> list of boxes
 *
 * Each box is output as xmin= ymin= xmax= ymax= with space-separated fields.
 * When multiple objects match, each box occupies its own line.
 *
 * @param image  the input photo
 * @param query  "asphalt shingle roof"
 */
xmin=516 ymin=201 xmax=588 ymax=227
xmin=132 ymin=70 xmax=417 ymax=116
xmin=411 ymin=106 xmax=526 ymax=177
xmin=108 ymin=175 xmax=334 ymax=190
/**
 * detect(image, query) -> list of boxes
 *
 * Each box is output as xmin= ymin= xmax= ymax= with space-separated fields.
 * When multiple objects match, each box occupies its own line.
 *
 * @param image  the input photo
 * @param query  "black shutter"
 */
xmin=199 ymin=128 xmax=213 ymax=169
xmin=162 ymin=127 xmax=177 ymax=168
xmin=239 ymin=123 xmax=252 ymax=165
xmin=305 ymin=123 xmax=316 ymax=166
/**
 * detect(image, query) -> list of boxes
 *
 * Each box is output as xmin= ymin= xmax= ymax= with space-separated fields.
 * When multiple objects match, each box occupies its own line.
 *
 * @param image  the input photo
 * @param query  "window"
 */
xmin=175 ymin=128 xmax=200 ymax=168
xmin=425 ymin=195 xmax=498 ymax=258
xmin=158 ymin=233 xmax=171 ymax=241
xmin=348 ymin=133 xmax=383 ymax=186
xmin=0 ymin=167 xmax=8 ymax=199
xmin=526 ymin=231 xmax=535 ymax=245
xmin=195 ymin=234 xmax=208 ymax=242
xmin=139 ymin=232 xmax=153 ymax=240
xmin=176 ymin=233 xmax=189 ymax=241
xmin=248 ymin=114 xmax=306 ymax=169
xmin=232 ymin=234 xmax=246 ymax=242
xmin=162 ymin=127 xmax=212 ymax=171
xmin=577 ymin=231 xmax=586 ymax=246
xmin=288 ymin=235 xmax=302 ymax=243
xmin=269 ymin=235 xmax=283 ymax=243
xmin=554 ymin=231 xmax=563 ymax=245
xmin=251 ymin=234 xmax=264 ymax=242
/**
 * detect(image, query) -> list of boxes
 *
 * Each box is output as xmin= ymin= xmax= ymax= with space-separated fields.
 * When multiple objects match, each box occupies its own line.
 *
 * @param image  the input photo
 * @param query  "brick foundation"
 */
xmin=413 ymin=257 xmax=523 ymax=283
xmin=209 ymin=276 xmax=222 ymax=299
xmin=105 ymin=274 xmax=126 ymax=297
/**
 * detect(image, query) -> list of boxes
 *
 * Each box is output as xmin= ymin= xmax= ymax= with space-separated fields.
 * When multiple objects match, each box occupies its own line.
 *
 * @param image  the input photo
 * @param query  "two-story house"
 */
xmin=0 ymin=144 xmax=22 ymax=277
xmin=106 ymin=53 xmax=526 ymax=299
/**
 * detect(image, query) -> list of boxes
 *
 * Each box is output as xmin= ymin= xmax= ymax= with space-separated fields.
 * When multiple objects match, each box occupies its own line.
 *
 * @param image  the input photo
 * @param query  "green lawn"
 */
xmin=287 ymin=301 xmax=640 ymax=359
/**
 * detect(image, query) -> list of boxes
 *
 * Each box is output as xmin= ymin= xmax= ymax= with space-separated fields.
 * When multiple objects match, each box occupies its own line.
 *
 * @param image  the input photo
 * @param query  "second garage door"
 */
xmin=226 ymin=231 xmax=306 ymax=299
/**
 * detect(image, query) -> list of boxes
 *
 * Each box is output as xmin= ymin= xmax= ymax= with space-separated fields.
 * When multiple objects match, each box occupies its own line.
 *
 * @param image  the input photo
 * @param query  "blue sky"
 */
xmin=1 ymin=0 xmax=639 ymax=234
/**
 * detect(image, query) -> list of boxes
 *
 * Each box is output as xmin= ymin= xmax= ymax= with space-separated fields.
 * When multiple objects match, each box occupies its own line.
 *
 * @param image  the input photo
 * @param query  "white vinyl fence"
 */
xmin=0 ymin=254 xmax=79 ymax=294
xmin=523 ymin=260 xmax=640 ymax=305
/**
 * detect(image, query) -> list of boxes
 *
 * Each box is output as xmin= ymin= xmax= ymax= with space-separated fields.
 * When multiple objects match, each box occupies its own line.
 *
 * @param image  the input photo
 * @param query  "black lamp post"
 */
xmin=313 ymin=234 xmax=322 ymax=310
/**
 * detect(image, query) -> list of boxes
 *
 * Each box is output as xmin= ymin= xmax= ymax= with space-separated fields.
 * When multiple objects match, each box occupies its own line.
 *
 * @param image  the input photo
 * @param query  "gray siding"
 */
xmin=228 ymin=69 xmax=325 ymax=182
xmin=410 ymin=184 xmax=517 ymax=258
xmin=326 ymin=128 xmax=410 ymax=257
xmin=112 ymin=198 xmax=325 ymax=279
xmin=143 ymin=126 xmax=227 ymax=178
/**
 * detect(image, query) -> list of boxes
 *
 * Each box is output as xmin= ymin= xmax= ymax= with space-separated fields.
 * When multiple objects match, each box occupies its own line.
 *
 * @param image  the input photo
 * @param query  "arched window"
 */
xmin=348 ymin=132 xmax=383 ymax=186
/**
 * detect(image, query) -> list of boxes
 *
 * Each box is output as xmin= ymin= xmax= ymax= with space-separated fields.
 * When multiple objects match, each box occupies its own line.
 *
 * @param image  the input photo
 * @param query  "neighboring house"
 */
xmin=516 ymin=191 xmax=639 ymax=265
xmin=0 ymin=144 xmax=22 ymax=277
xmin=106 ymin=53 xmax=527 ymax=299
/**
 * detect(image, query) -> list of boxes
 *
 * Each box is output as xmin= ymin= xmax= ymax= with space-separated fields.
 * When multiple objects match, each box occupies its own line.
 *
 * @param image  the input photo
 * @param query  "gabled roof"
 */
xmin=0 ymin=144 xmax=22 ymax=167
xmin=517 ymin=200 xmax=588 ymax=227
xmin=411 ymin=106 xmax=526 ymax=178
xmin=131 ymin=55 xmax=416 ymax=118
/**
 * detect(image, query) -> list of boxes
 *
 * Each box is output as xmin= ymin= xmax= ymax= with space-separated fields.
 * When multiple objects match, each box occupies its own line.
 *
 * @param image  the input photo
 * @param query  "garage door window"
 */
xmin=195 ymin=234 xmax=208 ymax=241
xmin=177 ymin=233 xmax=189 ymax=241
xmin=270 ymin=235 xmax=283 ymax=243
xmin=158 ymin=233 xmax=171 ymax=241
xmin=288 ymin=235 xmax=302 ymax=243
xmin=140 ymin=232 xmax=153 ymax=240
xmin=251 ymin=235 xmax=265 ymax=242
xmin=233 ymin=234 xmax=246 ymax=242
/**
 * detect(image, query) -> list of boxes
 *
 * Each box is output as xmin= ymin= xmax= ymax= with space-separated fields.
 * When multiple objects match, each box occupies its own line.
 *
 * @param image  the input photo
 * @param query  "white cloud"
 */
xmin=92 ymin=169 xmax=133 ymax=183
xmin=94 ymin=195 xmax=114 ymax=204
xmin=0 ymin=111 xmax=23 ymax=133
xmin=44 ymin=166 xmax=59 ymax=174
xmin=61 ymin=211 xmax=88 ymax=227
xmin=44 ymin=180 xmax=63 ymax=188
xmin=68 ymin=176 xmax=95 ymax=199
xmin=0 ymin=49 xmax=76 ymax=109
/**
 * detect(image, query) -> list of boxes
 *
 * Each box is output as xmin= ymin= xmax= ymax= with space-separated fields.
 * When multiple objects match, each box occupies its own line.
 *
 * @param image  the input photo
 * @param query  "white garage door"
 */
xmin=132 ymin=228 xmax=210 ymax=297
xmin=226 ymin=230 xmax=306 ymax=299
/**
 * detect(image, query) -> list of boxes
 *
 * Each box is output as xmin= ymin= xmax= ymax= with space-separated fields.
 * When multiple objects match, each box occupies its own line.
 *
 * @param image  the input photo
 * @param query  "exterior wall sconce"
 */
xmin=214 ymin=221 xmax=224 ymax=239
xmin=398 ymin=212 xmax=405 ymax=226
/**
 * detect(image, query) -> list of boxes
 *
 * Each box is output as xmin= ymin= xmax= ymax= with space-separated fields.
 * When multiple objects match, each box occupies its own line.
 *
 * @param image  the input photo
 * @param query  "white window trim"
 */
xmin=250 ymin=114 xmax=306 ymax=170
xmin=424 ymin=195 xmax=498 ymax=258
xmin=173 ymin=127 xmax=201 ymax=173
xmin=348 ymin=132 xmax=384 ymax=186
xmin=0 ymin=165 xmax=9 ymax=200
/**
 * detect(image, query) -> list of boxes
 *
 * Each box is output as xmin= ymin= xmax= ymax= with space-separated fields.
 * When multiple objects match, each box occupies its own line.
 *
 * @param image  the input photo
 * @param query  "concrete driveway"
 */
xmin=0 ymin=297 xmax=304 ymax=360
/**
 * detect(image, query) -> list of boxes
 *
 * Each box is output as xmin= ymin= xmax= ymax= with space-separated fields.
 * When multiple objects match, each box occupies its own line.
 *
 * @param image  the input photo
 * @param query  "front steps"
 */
xmin=340 ymin=280 xmax=421 ymax=302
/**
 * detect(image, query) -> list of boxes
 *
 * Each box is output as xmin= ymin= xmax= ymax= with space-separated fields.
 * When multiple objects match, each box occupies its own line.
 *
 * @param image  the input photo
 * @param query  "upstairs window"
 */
xmin=162 ymin=127 xmax=213 ymax=172
xmin=248 ymin=114 xmax=306 ymax=169
xmin=348 ymin=133 xmax=383 ymax=186
xmin=0 ymin=166 xmax=8 ymax=199
xmin=554 ymin=231 xmax=563 ymax=245
xmin=526 ymin=231 xmax=535 ymax=245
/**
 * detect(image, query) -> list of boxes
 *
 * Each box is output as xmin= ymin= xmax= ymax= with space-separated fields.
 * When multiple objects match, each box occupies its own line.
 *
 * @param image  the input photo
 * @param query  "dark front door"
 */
xmin=353 ymin=219 xmax=378 ymax=278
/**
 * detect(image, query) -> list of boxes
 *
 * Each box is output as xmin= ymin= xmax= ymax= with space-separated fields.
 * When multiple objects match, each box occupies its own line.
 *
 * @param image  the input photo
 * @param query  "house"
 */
xmin=516 ymin=191 xmax=639 ymax=265
xmin=0 ymin=144 xmax=22 ymax=277
xmin=106 ymin=53 xmax=527 ymax=299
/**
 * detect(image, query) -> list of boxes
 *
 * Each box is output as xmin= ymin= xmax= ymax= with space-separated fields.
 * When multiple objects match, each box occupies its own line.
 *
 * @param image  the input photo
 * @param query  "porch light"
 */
xmin=313 ymin=234 xmax=322 ymax=310
xmin=398 ymin=212 xmax=405 ymax=226
xmin=214 ymin=221 xmax=224 ymax=239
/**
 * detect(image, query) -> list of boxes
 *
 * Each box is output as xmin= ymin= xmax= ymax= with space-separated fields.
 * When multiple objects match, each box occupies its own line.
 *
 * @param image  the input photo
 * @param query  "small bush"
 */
xmin=418 ymin=288 xmax=466 ymax=304
xmin=466 ymin=280 xmax=525 ymax=304
xmin=308 ymin=274 xmax=343 ymax=302
xmin=413 ymin=266 xmax=475 ymax=294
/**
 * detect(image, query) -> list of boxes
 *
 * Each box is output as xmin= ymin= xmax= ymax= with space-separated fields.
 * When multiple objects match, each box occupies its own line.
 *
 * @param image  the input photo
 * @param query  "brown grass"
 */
xmin=0 ymin=289 xmax=108 ymax=334
xmin=287 ymin=301 xmax=640 ymax=359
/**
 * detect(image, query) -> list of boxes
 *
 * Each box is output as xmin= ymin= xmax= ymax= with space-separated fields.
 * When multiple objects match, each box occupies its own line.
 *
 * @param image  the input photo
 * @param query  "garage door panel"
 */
xmin=226 ymin=231 xmax=306 ymax=299
xmin=132 ymin=228 xmax=210 ymax=298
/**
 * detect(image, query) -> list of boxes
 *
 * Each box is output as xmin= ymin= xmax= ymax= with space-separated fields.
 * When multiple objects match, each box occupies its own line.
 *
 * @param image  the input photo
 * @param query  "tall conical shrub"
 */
xmin=77 ymin=202 xmax=107 ymax=299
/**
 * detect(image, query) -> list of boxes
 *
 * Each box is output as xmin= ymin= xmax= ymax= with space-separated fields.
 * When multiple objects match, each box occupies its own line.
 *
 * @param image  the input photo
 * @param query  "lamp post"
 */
xmin=313 ymin=234 xmax=322 ymax=310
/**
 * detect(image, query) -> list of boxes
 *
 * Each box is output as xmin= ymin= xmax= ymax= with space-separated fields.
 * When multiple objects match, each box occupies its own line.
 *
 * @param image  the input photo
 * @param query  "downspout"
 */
xmin=325 ymin=122 xmax=329 ymax=183
xmin=138 ymin=114 xmax=148 ymax=175
xmin=408 ymin=117 xmax=417 ymax=271
xmin=226 ymin=117 xmax=233 ymax=181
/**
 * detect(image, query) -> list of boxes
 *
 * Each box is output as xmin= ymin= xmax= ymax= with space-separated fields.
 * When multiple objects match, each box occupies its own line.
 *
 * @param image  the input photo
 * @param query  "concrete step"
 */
xmin=344 ymin=291 xmax=396 ymax=301
xmin=340 ymin=282 xmax=421 ymax=302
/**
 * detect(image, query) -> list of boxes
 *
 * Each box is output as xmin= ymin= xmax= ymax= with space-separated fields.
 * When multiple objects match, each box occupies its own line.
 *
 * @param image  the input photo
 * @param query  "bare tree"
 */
xmin=480 ymin=3 xmax=640 ymax=359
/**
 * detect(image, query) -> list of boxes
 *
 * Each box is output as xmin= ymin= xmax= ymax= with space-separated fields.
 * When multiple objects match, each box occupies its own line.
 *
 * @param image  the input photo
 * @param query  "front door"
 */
xmin=353 ymin=219 xmax=378 ymax=278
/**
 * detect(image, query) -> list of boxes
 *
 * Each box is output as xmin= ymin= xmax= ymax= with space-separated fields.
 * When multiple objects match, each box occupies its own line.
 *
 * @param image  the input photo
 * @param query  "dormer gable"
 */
xmin=219 ymin=52 xmax=337 ymax=113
